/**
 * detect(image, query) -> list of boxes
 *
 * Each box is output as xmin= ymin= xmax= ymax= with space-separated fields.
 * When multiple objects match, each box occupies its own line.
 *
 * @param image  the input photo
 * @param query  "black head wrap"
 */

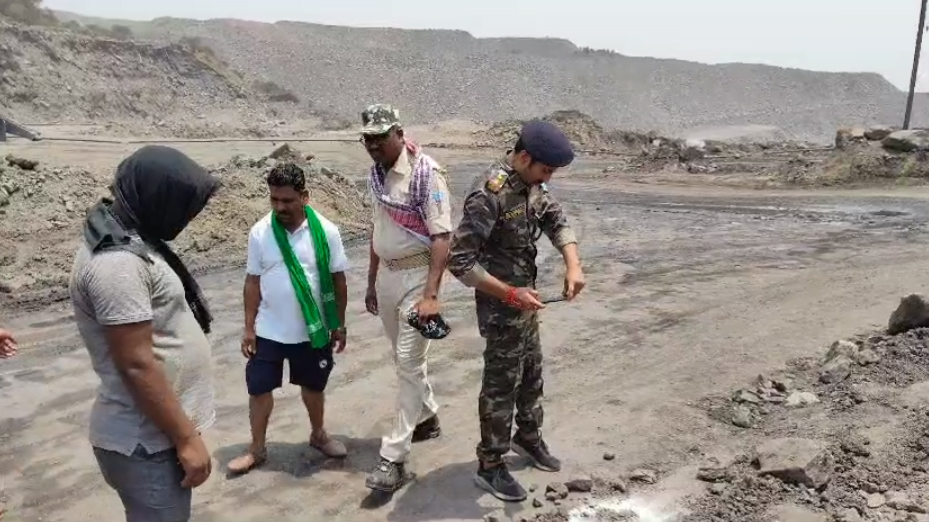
xmin=83 ymin=145 xmax=220 ymax=333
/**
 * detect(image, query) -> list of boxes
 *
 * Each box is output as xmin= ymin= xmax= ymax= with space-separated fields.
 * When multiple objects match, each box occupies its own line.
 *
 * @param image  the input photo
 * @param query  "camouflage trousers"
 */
xmin=476 ymin=312 xmax=543 ymax=464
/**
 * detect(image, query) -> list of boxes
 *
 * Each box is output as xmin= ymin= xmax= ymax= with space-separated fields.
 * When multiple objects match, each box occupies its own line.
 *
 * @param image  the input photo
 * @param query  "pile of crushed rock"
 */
xmin=480 ymin=467 xmax=662 ymax=522
xmin=836 ymin=125 xmax=929 ymax=154
xmin=683 ymin=295 xmax=929 ymax=522
xmin=0 ymin=144 xmax=369 ymax=310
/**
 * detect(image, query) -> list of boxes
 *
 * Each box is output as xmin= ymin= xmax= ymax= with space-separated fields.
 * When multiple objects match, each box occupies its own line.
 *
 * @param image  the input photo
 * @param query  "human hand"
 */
xmin=415 ymin=296 xmax=440 ymax=323
xmin=240 ymin=329 xmax=256 ymax=359
xmin=563 ymin=266 xmax=586 ymax=301
xmin=330 ymin=328 xmax=347 ymax=354
xmin=505 ymin=287 xmax=545 ymax=311
xmin=177 ymin=434 xmax=212 ymax=489
xmin=0 ymin=328 xmax=17 ymax=359
xmin=364 ymin=286 xmax=379 ymax=315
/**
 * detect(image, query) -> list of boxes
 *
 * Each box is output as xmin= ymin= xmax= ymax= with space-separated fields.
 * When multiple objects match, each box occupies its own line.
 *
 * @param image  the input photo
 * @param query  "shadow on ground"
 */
xmin=213 ymin=436 xmax=382 ymax=479
xmin=359 ymin=460 xmax=530 ymax=522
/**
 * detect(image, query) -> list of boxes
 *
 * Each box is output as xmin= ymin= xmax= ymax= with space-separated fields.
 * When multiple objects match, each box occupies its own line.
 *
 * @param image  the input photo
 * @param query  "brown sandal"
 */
xmin=227 ymin=448 xmax=267 ymax=475
xmin=310 ymin=435 xmax=347 ymax=459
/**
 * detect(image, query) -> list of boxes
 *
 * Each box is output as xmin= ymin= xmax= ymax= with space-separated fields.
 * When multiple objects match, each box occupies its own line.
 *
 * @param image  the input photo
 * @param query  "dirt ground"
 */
xmin=4 ymin=126 xmax=929 ymax=522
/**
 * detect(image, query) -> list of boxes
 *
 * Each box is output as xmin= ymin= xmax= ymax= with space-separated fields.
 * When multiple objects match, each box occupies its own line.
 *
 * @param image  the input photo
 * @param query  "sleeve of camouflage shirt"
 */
xmin=447 ymin=187 xmax=500 ymax=286
xmin=538 ymin=191 xmax=577 ymax=249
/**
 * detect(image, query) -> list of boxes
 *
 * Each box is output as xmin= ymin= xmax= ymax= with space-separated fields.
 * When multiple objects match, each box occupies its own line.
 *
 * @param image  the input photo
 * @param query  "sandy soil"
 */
xmin=3 ymin=130 xmax=929 ymax=522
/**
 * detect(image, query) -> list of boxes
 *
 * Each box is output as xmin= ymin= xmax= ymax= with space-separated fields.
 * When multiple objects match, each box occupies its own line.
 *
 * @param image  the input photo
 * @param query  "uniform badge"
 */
xmin=503 ymin=205 xmax=526 ymax=220
xmin=486 ymin=172 xmax=508 ymax=193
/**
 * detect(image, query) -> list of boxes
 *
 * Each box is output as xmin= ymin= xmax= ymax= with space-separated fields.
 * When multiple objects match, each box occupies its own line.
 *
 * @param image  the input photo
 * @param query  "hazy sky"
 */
xmin=43 ymin=0 xmax=929 ymax=91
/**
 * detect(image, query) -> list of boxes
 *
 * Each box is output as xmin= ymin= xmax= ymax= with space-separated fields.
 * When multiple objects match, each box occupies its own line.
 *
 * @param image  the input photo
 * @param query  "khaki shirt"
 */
xmin=372 ymin=147 xmax=453 ymax=260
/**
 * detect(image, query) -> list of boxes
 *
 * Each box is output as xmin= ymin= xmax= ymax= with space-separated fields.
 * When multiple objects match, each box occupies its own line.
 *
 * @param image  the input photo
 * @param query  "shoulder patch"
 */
xmin=486 ymin=172 xmax=509 ymax=193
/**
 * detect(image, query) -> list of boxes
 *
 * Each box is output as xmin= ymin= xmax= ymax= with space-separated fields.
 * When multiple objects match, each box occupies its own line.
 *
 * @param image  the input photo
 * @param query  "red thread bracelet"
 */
xmin=505 ymin=287 xmax=519 ymax=308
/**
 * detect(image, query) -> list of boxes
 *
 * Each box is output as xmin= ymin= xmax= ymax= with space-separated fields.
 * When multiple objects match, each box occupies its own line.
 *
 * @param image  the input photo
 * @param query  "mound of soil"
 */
xmin=685 ymin=313 xmax=929 ymax=521
xmin=0 ymin=145 xmax=370 ymax=310
xmin=778 ymin=144 xmax=929 ymax=186
xmin=477 ymin=110 xmax=679 ymax=153
xmin=0 ymin=16 xmax=278 ymax=138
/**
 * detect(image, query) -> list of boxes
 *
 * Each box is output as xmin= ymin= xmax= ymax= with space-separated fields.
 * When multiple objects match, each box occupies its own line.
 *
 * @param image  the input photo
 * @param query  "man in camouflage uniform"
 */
xmin=447 ymin=120 xmax=586 ymax=502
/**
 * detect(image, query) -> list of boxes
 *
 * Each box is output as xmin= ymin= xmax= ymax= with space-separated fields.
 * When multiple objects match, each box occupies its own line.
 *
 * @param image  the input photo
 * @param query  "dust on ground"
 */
xmin=7 ymin=124 xmax=929 ymax=522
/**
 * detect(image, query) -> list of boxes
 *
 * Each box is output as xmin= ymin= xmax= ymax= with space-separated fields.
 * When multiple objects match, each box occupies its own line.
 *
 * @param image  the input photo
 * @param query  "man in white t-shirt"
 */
xmin=228 ymin=162 xmax=351 ymax=474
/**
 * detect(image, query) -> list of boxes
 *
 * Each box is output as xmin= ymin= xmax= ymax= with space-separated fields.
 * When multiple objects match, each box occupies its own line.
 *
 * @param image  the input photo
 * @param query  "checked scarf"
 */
xmin=368 ymin=140 xmax=439 ymax=242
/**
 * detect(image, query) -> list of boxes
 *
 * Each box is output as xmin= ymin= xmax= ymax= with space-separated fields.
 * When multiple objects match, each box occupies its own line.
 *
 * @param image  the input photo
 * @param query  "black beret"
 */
xmin=519 ymin=120 xmax=575 ymax=168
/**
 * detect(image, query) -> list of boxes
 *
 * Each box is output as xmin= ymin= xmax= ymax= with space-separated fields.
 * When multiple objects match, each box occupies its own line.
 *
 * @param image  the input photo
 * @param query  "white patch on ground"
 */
xmin=568 ymin=496 xmax=679 ymax=522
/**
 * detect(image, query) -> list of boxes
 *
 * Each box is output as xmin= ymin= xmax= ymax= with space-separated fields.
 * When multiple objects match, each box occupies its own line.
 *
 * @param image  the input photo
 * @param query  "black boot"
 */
xmin=473 ymin=462 xmax=527 ymax=502
xmin=412 ymin=415 xmax=441 ymax=443
xmin=365 ymin=458 xmax=406 ymax=492
xmin=511 ymin=434 xmax=561 ymax=472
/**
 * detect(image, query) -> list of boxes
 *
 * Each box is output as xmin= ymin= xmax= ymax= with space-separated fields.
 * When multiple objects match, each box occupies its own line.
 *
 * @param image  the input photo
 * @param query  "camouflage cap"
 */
xmin=360 ymin=104 xmax=402 ymax=135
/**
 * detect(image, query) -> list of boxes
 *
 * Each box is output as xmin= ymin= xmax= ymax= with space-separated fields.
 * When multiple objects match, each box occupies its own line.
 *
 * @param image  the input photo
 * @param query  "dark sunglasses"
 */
xmin=361 ymin=133 xmax=390 ymax=145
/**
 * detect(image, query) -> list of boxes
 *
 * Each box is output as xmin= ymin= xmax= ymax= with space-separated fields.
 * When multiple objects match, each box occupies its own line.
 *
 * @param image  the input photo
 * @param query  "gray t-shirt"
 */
xmin=69 ymin=241 xmax=215 ymax=456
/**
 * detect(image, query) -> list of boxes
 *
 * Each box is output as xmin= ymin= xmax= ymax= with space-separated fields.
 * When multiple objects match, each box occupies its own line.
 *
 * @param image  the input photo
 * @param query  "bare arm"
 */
xmin=0 ymin=327 xmax=17 ymax=358
xmin=537 ymin=190 xmax=584 ymax=298
xmin=324 ymin=225 xmax=351 ymax=329
xmin=105 ymin=321 xmax=199 ymax=446
xmin=332 ymin=272 xmax=348 ymax=327
xmin=244 ymin=228 xmax=263 ymax=334
xmin=424 ymin=233 xmax=450 ymax=298
xmin=243 ymin=274 xmax=261 ymax=333
xmin=367 ymin=230 xmax=379 ymax=289
xmin=561 ymin=243 xmax=581 ymax=270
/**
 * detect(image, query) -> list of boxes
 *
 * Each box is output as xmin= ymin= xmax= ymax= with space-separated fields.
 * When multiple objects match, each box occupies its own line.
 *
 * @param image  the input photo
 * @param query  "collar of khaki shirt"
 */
xmin=385 ymin=147 xmax=412 ymax=177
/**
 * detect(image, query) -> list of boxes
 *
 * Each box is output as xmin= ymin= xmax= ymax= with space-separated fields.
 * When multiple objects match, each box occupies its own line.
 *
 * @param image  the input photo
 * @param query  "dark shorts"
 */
xmin=93 ymin=445 xmax=190 ymax=522
xmin=245 ymin=336 xmax=334 ymax=395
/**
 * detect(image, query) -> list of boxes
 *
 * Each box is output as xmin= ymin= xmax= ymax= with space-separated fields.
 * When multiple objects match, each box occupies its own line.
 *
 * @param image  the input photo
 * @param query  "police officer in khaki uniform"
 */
xmin=447 ymin=120 xmax=585 ymax=501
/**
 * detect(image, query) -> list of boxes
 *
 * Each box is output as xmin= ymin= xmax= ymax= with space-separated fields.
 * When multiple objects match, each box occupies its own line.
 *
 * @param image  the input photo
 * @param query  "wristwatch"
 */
xmin=335 ymin=327 xmax=347 ymax=335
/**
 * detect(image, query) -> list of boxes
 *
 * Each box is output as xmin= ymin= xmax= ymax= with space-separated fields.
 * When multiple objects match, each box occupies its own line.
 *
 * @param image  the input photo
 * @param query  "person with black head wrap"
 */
xmin=69 ymin=145 xmax=220 ymax=522
xmin=447 ymin=120 xmax=587 ymax=502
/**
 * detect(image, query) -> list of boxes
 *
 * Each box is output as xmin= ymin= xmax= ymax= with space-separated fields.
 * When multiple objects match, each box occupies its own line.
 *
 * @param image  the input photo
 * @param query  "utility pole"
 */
xmin=904 ymin=0 xmax=928 ymax=129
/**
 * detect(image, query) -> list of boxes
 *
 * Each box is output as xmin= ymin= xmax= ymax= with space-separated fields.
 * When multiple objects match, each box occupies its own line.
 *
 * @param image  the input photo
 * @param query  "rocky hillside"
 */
xmin=54 ymin=12 xmax=929 ymax=143
xmin=0 ymin=144 xmax=370 ymax=309
xmin=0 ymin=16 xmax=279 ymax=137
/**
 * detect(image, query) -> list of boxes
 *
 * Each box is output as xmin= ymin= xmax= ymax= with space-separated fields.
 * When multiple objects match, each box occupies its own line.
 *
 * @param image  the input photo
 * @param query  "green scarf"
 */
xmin=271 ymin=205 xmax=340 ymax=349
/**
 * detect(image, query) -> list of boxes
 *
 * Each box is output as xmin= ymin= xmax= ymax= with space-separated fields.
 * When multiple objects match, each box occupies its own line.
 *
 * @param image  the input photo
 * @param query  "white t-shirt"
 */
xmin=246 ymin=211 xmax=350 ymax=345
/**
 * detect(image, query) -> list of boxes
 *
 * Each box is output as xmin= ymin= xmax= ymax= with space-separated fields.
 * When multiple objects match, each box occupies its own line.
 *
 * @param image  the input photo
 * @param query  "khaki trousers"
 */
xmin=375 ymin=263 xmax=439 ymax=463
